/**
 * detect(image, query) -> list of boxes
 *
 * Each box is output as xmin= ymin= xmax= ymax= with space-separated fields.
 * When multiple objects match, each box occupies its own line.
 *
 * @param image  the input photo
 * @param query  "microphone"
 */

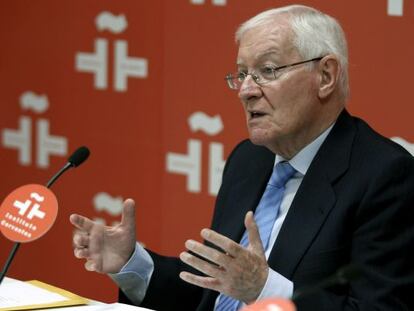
xmin=46 ymin=146 xmax=90 ymax=188
xmin=68 ymin=146 xmax=90 ymax=167
xmin=0 ymin=146 xmax=90 ymax=285
xmin=292 ymin=263 xmax=363 ymax=301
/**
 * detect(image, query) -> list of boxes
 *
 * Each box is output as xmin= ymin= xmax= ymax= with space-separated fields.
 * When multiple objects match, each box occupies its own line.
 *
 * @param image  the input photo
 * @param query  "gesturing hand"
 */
xmin=70 ymin=198 xmax=136 ymax=274
xmin=179 ymin=211 xmax=268 ymax=304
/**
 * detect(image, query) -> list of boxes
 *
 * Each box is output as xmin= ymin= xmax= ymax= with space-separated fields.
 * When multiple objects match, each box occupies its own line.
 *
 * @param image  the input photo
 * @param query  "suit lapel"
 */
xmin=215 ymin=150 xmax=274 ymax=242
xmin=198 ymin=144 xmax=275 ymax=311
xmin=268 ymin=163 xmax=336 ymax=277
xmin=268 ymin=109 xmax=356 ymax=278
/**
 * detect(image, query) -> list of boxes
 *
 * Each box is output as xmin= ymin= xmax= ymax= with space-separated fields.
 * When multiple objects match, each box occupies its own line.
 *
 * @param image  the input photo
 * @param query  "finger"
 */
xmin=179 ymin=251 xmax=223 ymax=278
xmin=121 ymin=199 xmax=136 ymax=229
xmin=85 ymin=255 xmax=103 ymax=273
xmin=69 ymin=214 xmax=95 ymax=232
xmin=73 ymin=232 xmax=89 ymax=248
xmin=201 ymin=229 xmax=243 ymax=257
xmin=87 ymin=224 xmax=104 ymax=255
xmin=179 ymin=271 xmax=220 ymax=291
xmin=84 ymin=260 xmax=97 ymax=272
xmin=245 ymin=211 xmax=265 ymax=254
xmin=74 ymin=247 xmax=90 ymax=259
xmin=184 ymin=240 xmax=230 ymax=267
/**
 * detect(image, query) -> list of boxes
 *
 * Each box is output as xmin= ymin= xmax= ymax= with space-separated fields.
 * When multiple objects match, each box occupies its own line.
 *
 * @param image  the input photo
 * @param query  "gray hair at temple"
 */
xmin=235 ymin=5 xmax=350 ymax=101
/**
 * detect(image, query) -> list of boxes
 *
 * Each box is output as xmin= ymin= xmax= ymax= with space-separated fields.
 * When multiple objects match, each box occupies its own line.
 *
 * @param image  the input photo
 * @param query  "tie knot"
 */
xmin=269 ymin=161 xmax=296 ymax=188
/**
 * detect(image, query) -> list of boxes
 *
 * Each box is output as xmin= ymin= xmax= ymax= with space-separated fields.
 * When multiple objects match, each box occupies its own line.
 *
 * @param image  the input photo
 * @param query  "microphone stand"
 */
xmin=0 ymin=243 xmax=20 ymax=284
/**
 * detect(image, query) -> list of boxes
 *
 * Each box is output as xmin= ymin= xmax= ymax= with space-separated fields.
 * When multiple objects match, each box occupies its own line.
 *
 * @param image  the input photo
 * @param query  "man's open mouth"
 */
xmin=250 ymin=111 xmax=266 ymax=118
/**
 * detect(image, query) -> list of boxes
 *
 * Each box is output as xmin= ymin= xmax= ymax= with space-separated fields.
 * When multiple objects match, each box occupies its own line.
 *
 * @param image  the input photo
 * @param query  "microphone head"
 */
xmin=68 ymin=146 xmax=90 ymax=167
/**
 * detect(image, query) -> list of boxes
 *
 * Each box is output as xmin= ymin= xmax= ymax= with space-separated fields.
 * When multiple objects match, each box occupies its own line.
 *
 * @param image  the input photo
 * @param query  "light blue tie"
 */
xmin=215 ymin=161 xmax=296 ymax=311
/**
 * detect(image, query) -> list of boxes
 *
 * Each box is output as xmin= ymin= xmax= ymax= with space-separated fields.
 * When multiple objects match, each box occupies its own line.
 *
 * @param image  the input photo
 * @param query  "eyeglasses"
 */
xmin=225 ymin=57 xmax=324 ymax=90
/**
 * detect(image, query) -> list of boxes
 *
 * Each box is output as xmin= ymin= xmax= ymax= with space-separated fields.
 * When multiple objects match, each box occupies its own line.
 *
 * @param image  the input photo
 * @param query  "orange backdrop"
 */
xmin=1 ymin=0 xmax=413 ymax=303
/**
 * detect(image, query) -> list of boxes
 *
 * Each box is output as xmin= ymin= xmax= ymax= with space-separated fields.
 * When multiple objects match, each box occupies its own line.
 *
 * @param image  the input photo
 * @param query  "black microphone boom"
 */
xmin=0 ymin=146 xmax=90 ymax=285
xmin=46 ymin=146 xmax=90 ymax=188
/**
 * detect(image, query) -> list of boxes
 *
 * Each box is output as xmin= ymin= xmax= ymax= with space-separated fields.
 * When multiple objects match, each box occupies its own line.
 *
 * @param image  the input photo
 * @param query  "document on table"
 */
xmin=0 ymin=277 xmax=89 ymax=310
xmin=49 ymin=303 xmax=155 ymax=310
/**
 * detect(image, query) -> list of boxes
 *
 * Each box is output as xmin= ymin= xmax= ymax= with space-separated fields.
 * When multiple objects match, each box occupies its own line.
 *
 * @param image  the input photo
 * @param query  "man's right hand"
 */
xmin=70 ymin=198 xmax=136 ymax=274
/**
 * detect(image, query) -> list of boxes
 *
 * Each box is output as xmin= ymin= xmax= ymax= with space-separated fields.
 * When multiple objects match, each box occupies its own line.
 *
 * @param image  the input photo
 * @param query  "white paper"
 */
xmin=51 ymin=303 xmax=154 ymax=310
xmin=0 ymin=278 xmax=154 ymax=310
xmin=0 ymin=277 xmax=69 ymax=308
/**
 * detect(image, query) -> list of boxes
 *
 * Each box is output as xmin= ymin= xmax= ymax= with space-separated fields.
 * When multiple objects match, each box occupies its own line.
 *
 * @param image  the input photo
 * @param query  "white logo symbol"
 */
xmin=1 ymin=92 xmax=68 ymax=168
xmin=391 ymin=137 xmax=414 ymax=155
xmin=388 ymin=0 xmax=403 ymax=16
xmin=190 ymin=0 xmax=227 ymax=5
xmin=92 ymin=192 xmax=123 ymax=226
xmin=189 ymin=112 xmax=223 ymax=135
xmin=13 ymin=192 xmax=45 ymax=220
xmin=93 ymin=192 xmax=123 ymax=216
xmin=75 ymin=11 xmax=148 ymax=92
xmin=166 ymin=112 xmax=226 ymax=196
xmin=95 ymin=11 xmax=128 ymax=33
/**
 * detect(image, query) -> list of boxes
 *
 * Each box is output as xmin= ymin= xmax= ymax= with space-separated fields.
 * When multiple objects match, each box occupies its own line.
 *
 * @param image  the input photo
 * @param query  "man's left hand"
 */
xmin=179 ymin=211 xmax=268 ymax=304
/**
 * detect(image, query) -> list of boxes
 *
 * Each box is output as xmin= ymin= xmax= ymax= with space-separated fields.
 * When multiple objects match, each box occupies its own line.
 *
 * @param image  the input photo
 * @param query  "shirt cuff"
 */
xmin=109 ymin=242 xmax=154 ymax=305
xmin=256 ymin=268 xmax=294 ymax=301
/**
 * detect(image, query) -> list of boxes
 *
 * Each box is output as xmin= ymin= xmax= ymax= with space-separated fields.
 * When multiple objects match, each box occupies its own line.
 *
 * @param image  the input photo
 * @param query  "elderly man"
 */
xmin=71 ymin=5 xmax=414 ymax=311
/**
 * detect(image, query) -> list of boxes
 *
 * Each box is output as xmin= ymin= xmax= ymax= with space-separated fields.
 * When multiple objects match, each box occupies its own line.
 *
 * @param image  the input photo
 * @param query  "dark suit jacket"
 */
xmin=121 ymin=109 xmax=414 ymax=310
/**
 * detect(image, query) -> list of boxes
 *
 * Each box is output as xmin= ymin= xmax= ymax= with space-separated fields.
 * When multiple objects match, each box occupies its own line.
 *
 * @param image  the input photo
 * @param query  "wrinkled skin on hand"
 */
xmin=179 ymin=211 xmax=269 ymax=304
xmin=70 ymin=199 xmax=136 ymax=274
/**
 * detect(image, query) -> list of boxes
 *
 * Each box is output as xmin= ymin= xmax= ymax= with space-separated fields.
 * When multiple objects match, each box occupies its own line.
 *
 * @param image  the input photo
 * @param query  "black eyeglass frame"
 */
xmin=225 ymin=56 xmax=324 ymax=90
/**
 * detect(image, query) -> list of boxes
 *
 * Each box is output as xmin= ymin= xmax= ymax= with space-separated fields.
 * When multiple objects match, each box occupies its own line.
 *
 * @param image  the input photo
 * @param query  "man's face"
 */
xmin=236 ymin=20 xmax=323 ymax=156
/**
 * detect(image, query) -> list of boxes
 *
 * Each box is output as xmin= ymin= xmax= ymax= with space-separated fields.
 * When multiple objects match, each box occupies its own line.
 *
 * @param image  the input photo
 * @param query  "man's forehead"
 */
xmin=236 ymin=25 xmax=293 ymax=64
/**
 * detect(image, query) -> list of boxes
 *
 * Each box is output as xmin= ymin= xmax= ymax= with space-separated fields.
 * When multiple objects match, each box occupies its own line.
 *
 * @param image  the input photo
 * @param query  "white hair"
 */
xmin=236 ymin=5 xmax=349 ymax=101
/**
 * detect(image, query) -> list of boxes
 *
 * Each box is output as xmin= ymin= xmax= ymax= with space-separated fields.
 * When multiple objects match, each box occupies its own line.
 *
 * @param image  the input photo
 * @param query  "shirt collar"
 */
xmin=275 ymin=123 xmax=335 ymax=176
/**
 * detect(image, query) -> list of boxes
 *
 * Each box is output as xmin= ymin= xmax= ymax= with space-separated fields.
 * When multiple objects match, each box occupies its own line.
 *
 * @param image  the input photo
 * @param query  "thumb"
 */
xmin=120 ymin=198 xmax=136 ymax=229
xmin=245 ymin=211 xmax=265 ymax=256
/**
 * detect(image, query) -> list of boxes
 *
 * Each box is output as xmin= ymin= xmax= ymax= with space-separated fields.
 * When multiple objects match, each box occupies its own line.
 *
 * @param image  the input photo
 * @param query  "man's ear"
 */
xmin=318 ymin=56 xmax=341 ymax=100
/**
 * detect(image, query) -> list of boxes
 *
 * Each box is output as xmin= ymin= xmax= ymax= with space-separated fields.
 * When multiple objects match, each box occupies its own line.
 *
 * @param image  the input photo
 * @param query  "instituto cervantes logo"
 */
xmin=0 ymin=184 xmax=58 ymax=243
xmin=75 ymin=11 xmax=148 ymax=92
xmin=166 ymin=112 xmax=226 ymax=196
xmin=1 ymin=91 xmax=68 ymax=169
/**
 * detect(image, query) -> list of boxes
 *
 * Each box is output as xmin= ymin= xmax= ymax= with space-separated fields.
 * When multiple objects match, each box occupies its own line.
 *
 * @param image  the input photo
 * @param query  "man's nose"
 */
xmin=238 ymin=75 xmax=262 ymax=100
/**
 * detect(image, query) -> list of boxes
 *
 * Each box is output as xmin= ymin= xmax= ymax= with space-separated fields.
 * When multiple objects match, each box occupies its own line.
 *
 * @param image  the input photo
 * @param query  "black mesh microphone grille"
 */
xmin=68 ymin=146 xmax=90 ymax=167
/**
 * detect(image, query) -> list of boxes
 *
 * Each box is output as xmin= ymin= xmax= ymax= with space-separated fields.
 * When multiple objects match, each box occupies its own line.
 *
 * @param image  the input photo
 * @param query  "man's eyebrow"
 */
xmin=254 ymin=49 xmax=281 ymax=60
xmin=236 ymin=49 xmax=282 ymax=66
